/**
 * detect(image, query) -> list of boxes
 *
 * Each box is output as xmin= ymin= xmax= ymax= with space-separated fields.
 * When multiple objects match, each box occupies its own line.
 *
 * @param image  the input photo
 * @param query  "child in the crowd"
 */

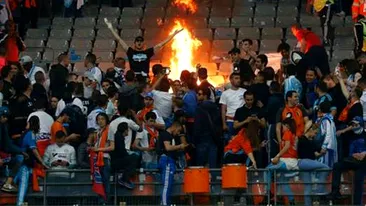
xmin=77 ymin=128 xmax=97 ymax=169
xmin=133 ymin=111 xmax=159 ymax=169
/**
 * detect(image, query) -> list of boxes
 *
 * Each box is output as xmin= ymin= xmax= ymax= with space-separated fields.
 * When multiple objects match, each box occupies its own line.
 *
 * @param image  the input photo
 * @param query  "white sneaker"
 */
xmin=1 ymin=183 xmax=18 ymax=193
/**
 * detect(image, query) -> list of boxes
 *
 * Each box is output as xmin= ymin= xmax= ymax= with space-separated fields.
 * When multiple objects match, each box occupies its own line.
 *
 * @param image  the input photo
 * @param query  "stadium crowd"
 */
xmin=0 ymin=0 xmax=366 ymax=206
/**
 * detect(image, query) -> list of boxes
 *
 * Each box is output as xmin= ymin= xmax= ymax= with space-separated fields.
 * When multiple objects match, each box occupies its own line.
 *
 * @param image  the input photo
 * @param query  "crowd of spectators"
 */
xmin=0 ymin=0 xmax=366 ymax=206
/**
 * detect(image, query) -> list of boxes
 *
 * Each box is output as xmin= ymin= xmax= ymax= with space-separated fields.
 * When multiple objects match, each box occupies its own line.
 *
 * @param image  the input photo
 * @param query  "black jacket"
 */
xmin=0 ymin=123 xmax=24 ymax=154
xmin=193 ymin=100 xmax=220 ymax=145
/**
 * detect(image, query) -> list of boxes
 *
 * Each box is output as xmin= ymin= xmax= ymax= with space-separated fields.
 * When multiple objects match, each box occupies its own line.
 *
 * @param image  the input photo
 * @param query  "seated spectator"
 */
xmin=77 ymin=128 xmax=96 ymax=169
xmin=297 ymin=125 xmax=329 ymax=206
xmin=43 ymin=130 xmax=77 ymax=178
xmin=87 ymin=94 xmax=108 ymax=129
xmin=133 ymin=112 xmax=159 ymax=169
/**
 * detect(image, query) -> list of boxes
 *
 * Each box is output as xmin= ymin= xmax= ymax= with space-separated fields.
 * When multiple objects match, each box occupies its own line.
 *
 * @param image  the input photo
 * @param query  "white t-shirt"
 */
xmin=28 ymin=66 xmax=46 ymax=85
xmin=219 ymin=88 xmax=246 ymax=121
xmin=135 ymin=128 xmax=158 ymax=164
xmin=55 ymin=97 xmax=85 ymax=117
xmin=87 ymin=66 xmax=103 ymax=86
xmin=360 ymin=91 xmax=366 ymax=121
xmin=152 ymin=90 xmax=172 ymax=119
xmin=43 ymin=143 xmax=76 ymax=177
xmin=108 ymin=116 xmax=141 ymax=150
xmin=28 ymin=111 xmax=54 ymax=138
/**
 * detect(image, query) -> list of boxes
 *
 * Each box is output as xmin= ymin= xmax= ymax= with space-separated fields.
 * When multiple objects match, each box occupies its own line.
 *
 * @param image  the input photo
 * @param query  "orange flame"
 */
xmin=168 ymin=20 xmax=202 ymax=80
xmin=173 ymin=0 xmax=197 ymax=13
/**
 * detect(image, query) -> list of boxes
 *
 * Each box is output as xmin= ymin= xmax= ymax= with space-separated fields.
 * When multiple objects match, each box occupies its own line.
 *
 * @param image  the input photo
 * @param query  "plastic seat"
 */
xmin=93 ymin=51 xmax=114 ymax=62
xmin=99 ymin=7 xmax=121 ymax=17
xmin=253 ymin=17 xmax=275 ymax=28
xmin=285 ymin=38 xmax=298 ymax=47
xmin=141 ymin=17 xmax=163 ymax=29
xmin=190 ymin=7 xmax=210 ymax=17
xmin=143 ymin=7 xmax=166 ymax=18
xmin=276 ymin=17 xmax=297 ymax=28
xmin=96 ymin=18 xmax=118 ymax=29
xmin=260 ymin=39 xmax=282 ymax=52
xmin=119 ymin=17 xmax=141 ymax=29
xmin=82 ymin=6 xmax=99 ymax=17
xmin=212 ymin=40 xmax=235 ymax=52
xmin=214 ymin=28 xmax=236 ymax=40
xmin=333 ymin=38 xmax=354 ymax=50
xmin=332 ymin=50 xmax=354 ymax=61
xmin=24 ymin=39 xmax=44 ymax=48
xmin=299 ymin=16 xmax=320 ymax=27
xmin=232 ymin=7 xmax=254 ymax=17
xmin=196 ymin=39 xmax=211 ymax=53
xmin=26 ymin=29 xmax=48 ymax=40
xmin=165 ymin=6 xmax=188 ymax=17
xmin=276 ymin=6 xmax=299 ymax=17
xmin=37 ymin=18 xmax=51 ymax=29
xmin=121 ymin=7 xmax=143 ymax=17
xmin=74 ymin=17 xmax=96 ymax=28
xmin=73 ymin=29 xmax=95 ymax=39
xmin=69 ymin=39 xmax=93 ymax=51
xmin=42 ymin=49 xmax=65 ymax=62
xmin=334 ymin=26 xmax=353 ymax=37
xmin=233 ymin=0 xmax=256 ymax=7
xmin=254 ymin=5 xmax=276 ymax=17
xmin=96 ymin=29 xmax=116 ymax=39
xmin=212 ymin=0 xmax=233 ymax=7
xmin=46 ymin=39 xmax=69 ymax=50
xmin=238 ymin=27 xmax=260 ymax=39
xmin=94 ymin=39 xmax=117 ymax=51
xmin=119 ymin=28 xmax=142 ymax=40
xmin=185 ymin=17 xmax=208 ymax=29
xmin=49 ymin=29 xmax=72 ymax=39
xmin=208 ymin=17 xmax=230 ymax=28
xmin=145 ymin=0 xmax=167 ymax=7
xmin=191 ymin=28 xmax=214 ymax=40
xmin=261 ymin=28 xmax=284 ymax=40
xmin=117 ymin=40 xmax=134 ymax=51
xmin=210 ymin=7 xmax=232 ymax=17
xmin=231 ymin=16 xmax=253 ymax=27
xmin=52 ymin=18 xmax=73 ymax=29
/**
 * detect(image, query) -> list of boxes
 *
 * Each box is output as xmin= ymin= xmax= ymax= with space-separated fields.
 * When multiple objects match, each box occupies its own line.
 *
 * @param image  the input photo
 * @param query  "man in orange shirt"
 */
xmin=51 ymin=110 xmax=80 ymax=144
xmin=0 ymin=20 xmax=25 ymax=63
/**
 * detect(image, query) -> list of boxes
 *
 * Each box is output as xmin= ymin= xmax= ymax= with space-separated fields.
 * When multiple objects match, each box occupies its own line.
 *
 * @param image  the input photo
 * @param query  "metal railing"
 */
xmin=19 ymin=167 xmax=364 ymax=205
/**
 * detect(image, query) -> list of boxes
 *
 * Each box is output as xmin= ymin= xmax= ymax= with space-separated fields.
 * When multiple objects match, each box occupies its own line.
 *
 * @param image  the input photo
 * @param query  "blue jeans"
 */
xmin=224 ymin=121 xmax=235 ymax=144
xmin=298 ymin=159 xmax=329 ymax=206
xmin=99 ymin=158 xmax=111 ymax=204
xmin=14 ymin=165 xmax=30 ymax=206
xmin=159 ymin=155 xmax=176 ymax=206
xmin=266 ymin=161 xmax=294 ymax=202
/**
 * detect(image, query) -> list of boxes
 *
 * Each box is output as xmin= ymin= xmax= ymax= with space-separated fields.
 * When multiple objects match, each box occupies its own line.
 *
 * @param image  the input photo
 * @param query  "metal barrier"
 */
xmin=24 ymin=168 xmax=362 ymax=206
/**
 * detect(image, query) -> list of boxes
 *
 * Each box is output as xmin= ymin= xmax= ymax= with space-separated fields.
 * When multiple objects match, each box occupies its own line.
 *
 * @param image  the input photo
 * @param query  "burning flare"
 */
xmin=173 ymin=0 xmax=197 ymax=13
xmin=168 ymin=20 xmax=202 ymax=80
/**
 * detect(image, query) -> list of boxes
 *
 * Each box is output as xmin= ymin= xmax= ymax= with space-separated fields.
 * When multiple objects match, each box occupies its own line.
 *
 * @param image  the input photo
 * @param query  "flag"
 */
xmin=90 ymin=151 xmax=106 ymax=200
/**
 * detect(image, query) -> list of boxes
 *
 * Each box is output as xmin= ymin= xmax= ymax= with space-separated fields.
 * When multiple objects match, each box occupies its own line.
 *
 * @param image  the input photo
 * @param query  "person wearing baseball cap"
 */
xmin=104 ymin=18 xmax=183 ymax=82
xmin=136 ymin=92 xmax=165 ymax=130
xmin=19 ymin=55 xmax=46 ymax=85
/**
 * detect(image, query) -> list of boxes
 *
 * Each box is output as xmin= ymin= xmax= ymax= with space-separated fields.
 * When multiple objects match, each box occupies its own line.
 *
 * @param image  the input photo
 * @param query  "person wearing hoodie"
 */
xmin=193 ymin=87 xmax=221 ymax=168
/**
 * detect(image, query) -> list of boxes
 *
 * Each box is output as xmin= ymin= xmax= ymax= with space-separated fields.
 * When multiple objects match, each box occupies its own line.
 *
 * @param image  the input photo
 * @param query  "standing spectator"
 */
xmin=119 ymin=70 xmax=144 ymax=113
xmin=1 ymin=65 xmax=16 ymax=105
xmin=345 ymin=59 xmax=362 ymax=91
xmin=43 ymin=130 xmax=77 ymax=178
xmin=284 ymin=64 xmax=303 ymax=99
xmin=105 ymin=18 xmax=182 ymax=81
xmin=77 ymin=128 xmax=96 ymax=169
xmin=19 ymin=56 xmax=45 ymax=85
xmin=239 ymin=38 xmax=257 ymax=66
xmin=46 ymin=96 xmax=58 ymax=119
xmin=357 ymin=77 xmax=366 ymax=121
xmin=0 ymin=0 xmax=11 ymax=25
xmin=22 ymin=0 xmax=38 ymax=29
xmin=322 ymin=74 xmax=348 ymax=117
xmin=302 ymin=68 xmax=318 ymax=111
xmin=91 ymin=113 xmax=114 ymax=204
xmin=220 ymin=72 xmax=246 ymax=142
xmin=100 ymin=79 xmax=113 ymax=95
xmin=291 ymin=24 xmax=330 ymax=81
xmin=313 ymin=81 xmax=333 ymax=121
xmin=85 ymin=53 xmax=103 ymax=87
xmin=151 ymin=73 xmax=173 ymax=120
xmin=49 ymin=53 xmax=70 ymax=99
xmin=253 ymin=54 xmax=268 ymax=75
xmin=31 ymin=71 xmax=48 ymax=103
xmin=313 ymin=0 xmax=335 ymax=45
xmin=197 ymin=67 xmax=215 ymax=102
xmin=182 ymin=77 xmax=197 ymax=142
xmin=87 ymin=94 xmax=108 ymax=130
xmin=194 ymin=87 xmax=220 ymax=168
xmin=0 ymin=20 xmax=25 ymax=63
xmin=354 ymin=17 xmax=366 ymax=55
xmin=50 ymin=110 xmax=80 ymax=143
xmin=277 ymin=42 xmax=291 ymax=73
xmin=136 ymin=92 xmax=165 ymax=130
xmin=157 ymin=121 xmax=187 ymax=206
xmin=250 ymin=71 xmax=270 ymax=107
xmin=106 ymin=86 xmax=118 ymax=119
xmin=55 ymin=82 xmax=85 ymax=117
xmin=228 ymin=47 xmax=254 ymax=81
xmin=110 ymin=57 xmax=126 ymax=88
xmin=9 ymin=77 xmax=35 ymax=139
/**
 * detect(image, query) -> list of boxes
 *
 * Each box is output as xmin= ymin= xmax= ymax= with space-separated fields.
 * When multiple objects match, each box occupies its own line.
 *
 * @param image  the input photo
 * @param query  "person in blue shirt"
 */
xmin=326 ymin=116 xmax=366 ymax=205
xmin=182 ymin=76 xmax=197 ymax=143
xmin=15 ymin=116 xmax=48 ymax=206
xmin=284 ymin=64 xmax=303 ymax=99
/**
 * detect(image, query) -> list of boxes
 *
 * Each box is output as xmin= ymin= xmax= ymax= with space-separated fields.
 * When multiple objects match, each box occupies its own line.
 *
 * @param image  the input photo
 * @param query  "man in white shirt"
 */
xmin=87 ymin=94 xmax=108 ymax=129
xmin=151 ymin=73 xmax=173 ymax=119
xmin=28 ymin=99 xmax=54 ymax=141
xmin=108 ymin=104 xmax=142 ymax=152
xmin=84 ymin=53 xmax=102 ymax=86
xmin=357 ymin=78 xmax=366 ymax=123
xmin=19 ymin=55 xmax=46 ymax=85
xmin=219 ymin=72 xmax=246 ymax=142
xmin=43 ymin=131 xmax=77 ymax=178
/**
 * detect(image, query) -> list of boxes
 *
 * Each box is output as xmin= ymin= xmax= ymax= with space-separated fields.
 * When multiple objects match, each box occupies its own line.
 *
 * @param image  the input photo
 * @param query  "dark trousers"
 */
xmin=223 ymin=152 xmax=248 ymax=164
xmin=354 ymin=21 xmax=363 ymax=55
xmin=112 ymin=154 xmax=139 ymax=182
xmin=23 ymin=7 xmax=38 ymax=29
xmin=319 ymin=3 xmax=335 ymax=41
xmin=331 ymin=157 xmax=366 ymax=205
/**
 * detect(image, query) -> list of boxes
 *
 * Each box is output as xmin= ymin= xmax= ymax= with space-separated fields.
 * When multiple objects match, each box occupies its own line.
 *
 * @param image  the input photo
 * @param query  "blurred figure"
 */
xmin=0 ymin=20 xmax=25 ymax=63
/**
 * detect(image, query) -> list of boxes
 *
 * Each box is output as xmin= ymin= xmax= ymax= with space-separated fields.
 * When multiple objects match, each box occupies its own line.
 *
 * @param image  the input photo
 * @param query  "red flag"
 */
xmin=89 ymin=151 xmax=106 ymax=200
